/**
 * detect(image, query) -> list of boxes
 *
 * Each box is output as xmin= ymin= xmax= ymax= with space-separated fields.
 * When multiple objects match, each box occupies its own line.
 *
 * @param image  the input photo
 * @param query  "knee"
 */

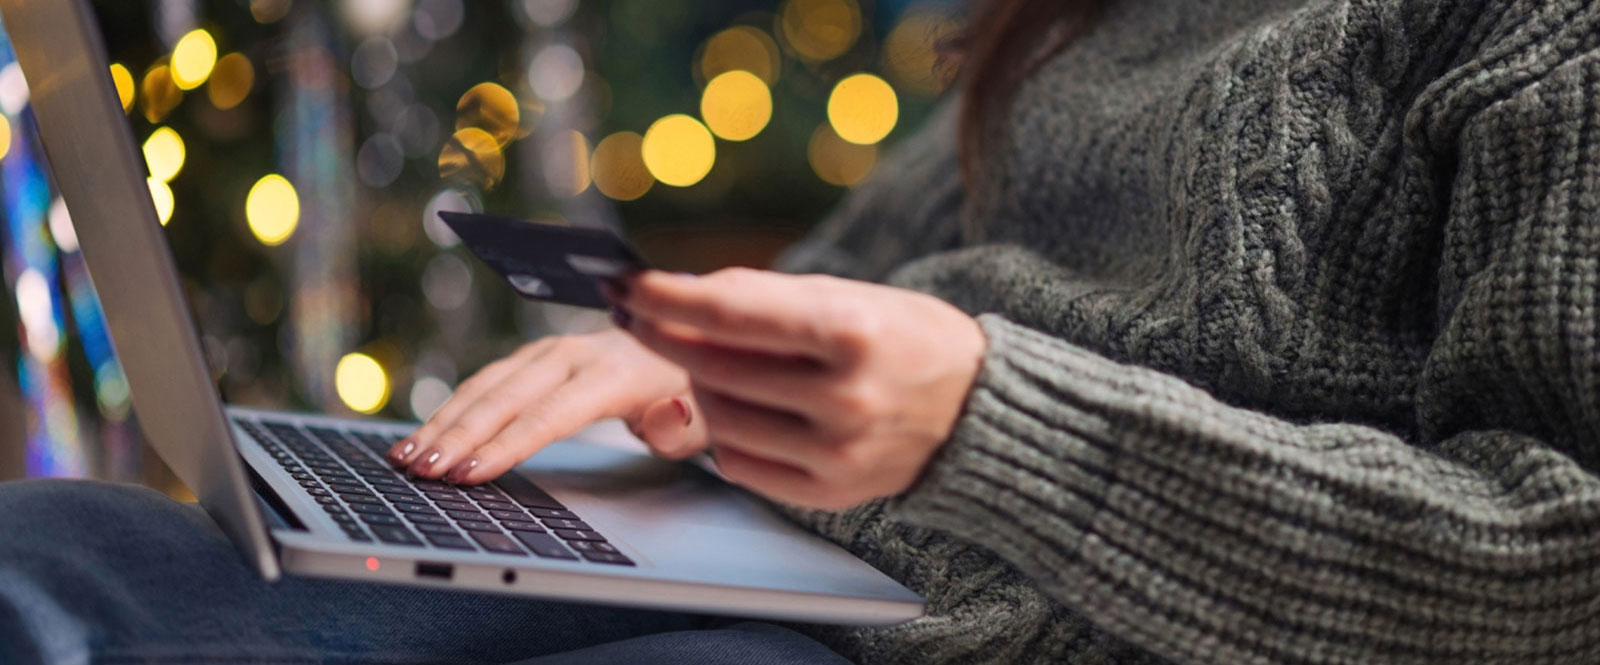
xmin=0 ymin=480 xmax=189 ymax=549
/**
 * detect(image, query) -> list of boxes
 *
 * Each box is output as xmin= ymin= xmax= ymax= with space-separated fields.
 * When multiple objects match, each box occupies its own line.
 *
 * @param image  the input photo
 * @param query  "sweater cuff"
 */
xmin=894 ymin=314 xmax=1139 ymax=561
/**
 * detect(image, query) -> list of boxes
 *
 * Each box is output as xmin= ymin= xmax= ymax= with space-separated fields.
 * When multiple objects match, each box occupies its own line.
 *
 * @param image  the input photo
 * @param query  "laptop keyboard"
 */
xmin=233 ymin=416 xmax=634 ymax=566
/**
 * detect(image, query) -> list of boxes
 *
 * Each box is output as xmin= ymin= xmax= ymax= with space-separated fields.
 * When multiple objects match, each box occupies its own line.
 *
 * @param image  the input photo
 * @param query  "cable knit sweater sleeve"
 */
xmin=892 ymin=45 xmax=1600 ymax=665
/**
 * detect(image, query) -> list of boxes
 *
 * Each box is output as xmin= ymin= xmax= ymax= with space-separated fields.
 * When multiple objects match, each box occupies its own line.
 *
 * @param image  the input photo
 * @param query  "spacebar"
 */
xmin=493 ymin=473 xmax=566 ymax=509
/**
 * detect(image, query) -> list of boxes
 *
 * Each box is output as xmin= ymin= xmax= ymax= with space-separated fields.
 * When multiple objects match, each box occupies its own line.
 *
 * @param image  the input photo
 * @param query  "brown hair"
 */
xmin=949 ymin=0 xmax=1107 ymax=186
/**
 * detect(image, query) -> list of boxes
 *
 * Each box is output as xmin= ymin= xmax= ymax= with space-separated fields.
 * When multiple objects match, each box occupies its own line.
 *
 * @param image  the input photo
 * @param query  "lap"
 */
xmin=0 ymin=479 xmax=845 ymax=665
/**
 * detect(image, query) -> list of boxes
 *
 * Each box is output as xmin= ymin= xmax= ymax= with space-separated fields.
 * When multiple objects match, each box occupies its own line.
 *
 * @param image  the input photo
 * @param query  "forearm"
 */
xmin=897 ymin=315 xmax=1600 ymax=664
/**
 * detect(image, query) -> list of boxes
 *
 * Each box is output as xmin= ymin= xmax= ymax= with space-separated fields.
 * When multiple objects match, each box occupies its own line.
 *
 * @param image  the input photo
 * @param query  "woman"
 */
xmin=6 ymin=0 xmax=1600 ymax=662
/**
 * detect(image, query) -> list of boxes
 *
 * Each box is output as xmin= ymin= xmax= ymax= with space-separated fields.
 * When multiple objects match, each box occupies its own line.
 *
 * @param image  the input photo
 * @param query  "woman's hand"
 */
xmin=388 ymin=328 xmax=708 ymax=484
xmin=612 ymin=268 xmax=986 ymax=510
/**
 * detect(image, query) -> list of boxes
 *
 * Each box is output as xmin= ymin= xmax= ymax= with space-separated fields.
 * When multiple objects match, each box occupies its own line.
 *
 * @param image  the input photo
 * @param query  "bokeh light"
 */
xmin=147 ymin=178 xmax=174 ymax=226
xmin=528 ymin=44 xmax=585 ymax=102
xmin=356 ymin=133 xmax=405 ymax=188
xmin=250 ymin=0 xmax=292 ymax=23
xmin=590 ymin=131 xmax=653 ymax=201
xmin=109 ymin=63 xmax=135 ymax=113
xmin=545 ymin=129 xmax=591 ymax=197
xmin=336 ymin=352 xmax=391 ymax=414
xmin=422 ymin=188 xmax=474 ymax=247
xmin=883 ymin=9 xmax=961 ymax=96
xmin=351 ymin=37 xmax=399 ymax=90
xmin=700 ymin=70 xmax=771 ymax=142
xmin=48 ymin=197 xmax=77 ymax=253
xmin=438 ymin=127 xmax=506 ymax=188
xmin=0 ymin=115 xmax=10 ymax=162
xmin=246 ymin=174 xmax=301 ymax=246
xmin=699 ymin=26 xmax=781 ymax=86
xmin=642 ymin=114 xmax=715 ymax=188
xmin=207 ymin=53 xmax=254 ymax=110
xmin=777 ymin=0 xmax=861 ymax=62
xmin=414 ymin=0 xmax=465 ymax=40
xmin=0 ymin=62 xmax=27 ymax=115
xmin=808 ymin=123 xmax=877 ymax=186
xmin=142 ymin=127 xmax=186 ymax=183
xmin=409 ymin=376 xmax=453 ymax=419
xmin=341 ymin=0 xmax=412 ymax=36
xmin=15 ymin=269 xmax=60 ymax=362
xmin=171 ymin=29 xmax=218 ymax=91
xmin=454 ymin=82 xmax=520 ymax=146
xmin=521 ymin=0 xmax=577 ymax=27
xmin=140 ymin=64 xmax=182 ymax=124
xmin=827 ymin=73 xmax=898 ymax=144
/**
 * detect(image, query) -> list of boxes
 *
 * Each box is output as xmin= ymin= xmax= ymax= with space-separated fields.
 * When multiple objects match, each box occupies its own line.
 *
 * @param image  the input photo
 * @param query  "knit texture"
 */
xmin=774 ymin=0 xmax=1600 ymax=662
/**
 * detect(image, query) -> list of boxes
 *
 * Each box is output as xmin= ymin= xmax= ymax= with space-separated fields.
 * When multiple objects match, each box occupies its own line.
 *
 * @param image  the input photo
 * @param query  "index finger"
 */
xmin=621 ymin=268 xmax=859 ymax=364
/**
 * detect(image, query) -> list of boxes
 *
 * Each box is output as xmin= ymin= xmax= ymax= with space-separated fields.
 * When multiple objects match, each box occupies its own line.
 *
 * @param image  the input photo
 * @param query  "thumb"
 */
xmin=626 ymin=396 xmax=708 ymax=460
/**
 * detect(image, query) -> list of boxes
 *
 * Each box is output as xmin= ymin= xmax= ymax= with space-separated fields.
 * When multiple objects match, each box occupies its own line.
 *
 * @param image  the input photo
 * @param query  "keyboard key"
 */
xmin=384 ymin=493 xmax=428 ymax=505
xmin=554 ymin=529 xmax=604 ymax=542
xmin=457 ymin=521 xmax=503 ymax=533
xmin=406 ymin=513 xmax=450 ymax=525
xmin=495 ymin=474 xmax=566 ymax=509
xmin=436 ymin=500 xmax=476 ymax=512
xmin=424 ymin=491 xmax=464 ymax=502
xmin=541 ymin=519 xmax=591 ymax=531
xmin=425 ymin=533 xmax=476 ymax=550
xmin=395 ymin=503 xmax=439 ymax=516
xmin=489 ymin=510 xmax=530 ymax=522
xmin=341 ymin=526 xmax=372 ymax=542
xmin=331 ymin=513 xmax=358 ymax=525
xmin=415 ymin=481 xmax=452 ymax=491
xmin=501 ymin=520 xmax=544 ymax=533
xmin=371 ymin=526 xmax=423 ymax=546
xmin=580 ymin=552 xmax=634 ymax=566
xmin=510 ymin=531 xmax=579 ymax=560
xmin=343 ymin=494 xmax=385 ymax=506
xmin=359 ymin=513 xmax=404 ymax=526
xmin=568 ymin=540 xmax=620 ymax=554
xmin=528 ymin=508 xmax=578 ymax=520
xmin=304 ymin=487 xmax=331 ymax=497
xmin=468 ymin=531 xmax=527 ymax=556
xmin=322 ymin=504 xmax=347 ymax=514
xmin=349 ymin=503 xmax=395 ymax=515
xmin=314 ymin=496 xmax=340 ymax=506
xmin=299 ymin=480 xmax=323 ymax=489
xmin=414 ymin=522 xmax=459 ymax=535
xmin=328 ymin=481 xmax=369 ymax=494
xmin=290 ymin=472 xmax=314 ymax=482
xmin=366 ymin=477 xmax=407 ymax=489
xmin=446 ymin=510 xmax=490 ymax=523
xmin=478 ymin=500 xmax=518 ymax=513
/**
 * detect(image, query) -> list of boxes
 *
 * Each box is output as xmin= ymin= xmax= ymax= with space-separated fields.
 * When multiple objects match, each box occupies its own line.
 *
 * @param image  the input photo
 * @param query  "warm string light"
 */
xmin=336 ymin=352 xmax=391 ymax=414
xmin=246 ymin=174 xmax=300 ymax=245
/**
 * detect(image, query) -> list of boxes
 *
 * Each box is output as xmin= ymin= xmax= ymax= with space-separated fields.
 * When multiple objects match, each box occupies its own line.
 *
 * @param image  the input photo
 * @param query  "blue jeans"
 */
xmin=0 ymin=479 xmax=850 ymax=664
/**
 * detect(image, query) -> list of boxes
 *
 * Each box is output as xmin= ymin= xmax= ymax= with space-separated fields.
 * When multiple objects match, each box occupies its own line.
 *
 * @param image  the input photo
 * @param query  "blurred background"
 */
xmin=0 ymin=0 xmax=961 ymax=495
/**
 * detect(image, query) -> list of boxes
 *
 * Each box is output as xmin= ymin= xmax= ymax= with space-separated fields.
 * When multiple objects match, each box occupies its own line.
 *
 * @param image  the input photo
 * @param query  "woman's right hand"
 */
xmin=386 ymin=328 xmax=707 ymax=485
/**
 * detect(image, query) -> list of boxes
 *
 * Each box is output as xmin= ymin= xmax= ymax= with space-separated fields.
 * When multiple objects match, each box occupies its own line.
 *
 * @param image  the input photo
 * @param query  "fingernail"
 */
xmin=410 ymin=448 xmax=441 ymax=475
xmin=389 ymin=439 xmax=416 ymax=464
xmin=672 ymin=397 xmax=693 ymax=427
xmin=611 ymin=306 xmax=633 ymax=329
xmin=446 ymin=458 xmax=478 ymax=484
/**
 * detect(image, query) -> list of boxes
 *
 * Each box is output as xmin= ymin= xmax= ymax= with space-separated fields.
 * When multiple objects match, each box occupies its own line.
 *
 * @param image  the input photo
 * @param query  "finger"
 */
xmin=628 ymin=396 xmax=708 ymax=460
xmin=444 ymin=370 xmax=620 ymax=484
xmin=710 ymin=446 xmax=837 ymax=508
xmin=407 ymin=359 xmax=578 ymax=478
xmin=694 ymin=387 xmax=824 ymax=472
xmin=629 ymin=316 xmax=837 ymax=417
xmin=391 ymin=343 xmax=549 ymax=465
xmin=622 ymin=269 xmax=862 ymax=364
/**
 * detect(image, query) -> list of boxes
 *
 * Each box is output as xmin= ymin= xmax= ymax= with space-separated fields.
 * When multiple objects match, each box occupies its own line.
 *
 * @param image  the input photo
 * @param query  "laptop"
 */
xmin=0 ymin=0 xmax=923 ymax=625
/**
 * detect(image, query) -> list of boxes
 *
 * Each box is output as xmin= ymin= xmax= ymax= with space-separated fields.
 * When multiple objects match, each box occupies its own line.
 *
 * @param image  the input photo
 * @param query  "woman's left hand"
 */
xmin=609 ymin=268 xmax=986 ymax=511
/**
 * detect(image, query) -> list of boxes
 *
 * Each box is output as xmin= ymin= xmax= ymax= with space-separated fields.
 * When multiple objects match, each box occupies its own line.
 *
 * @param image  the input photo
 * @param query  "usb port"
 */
xmin=415 ymin=562 xmax=454 ymax=581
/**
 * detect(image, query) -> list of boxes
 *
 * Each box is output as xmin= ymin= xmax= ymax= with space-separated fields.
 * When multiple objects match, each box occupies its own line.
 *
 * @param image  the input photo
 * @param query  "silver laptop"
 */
xmin=1 ymin=0 xmax=923 ymax=625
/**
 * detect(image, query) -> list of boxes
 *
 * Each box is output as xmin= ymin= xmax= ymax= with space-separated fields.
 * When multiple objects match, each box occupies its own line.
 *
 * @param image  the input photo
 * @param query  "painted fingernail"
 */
xmin=389 ymin=439 xmax=416 ymax=464
xmin=673 ymin=397 xmax=693 ymax=427
xmin=446 ymin=458 xmax=478 ymax=484
xmin=410 ymin=448 xmax=441 ymax=475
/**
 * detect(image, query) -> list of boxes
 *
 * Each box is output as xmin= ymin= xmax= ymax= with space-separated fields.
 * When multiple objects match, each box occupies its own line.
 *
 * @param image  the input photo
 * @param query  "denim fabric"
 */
xmin=0 ymin=479 xmax=850 ymax=665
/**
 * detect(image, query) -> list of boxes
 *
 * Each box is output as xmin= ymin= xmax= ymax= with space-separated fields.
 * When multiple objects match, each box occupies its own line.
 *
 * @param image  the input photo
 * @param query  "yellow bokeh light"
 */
xmin=141 ymin=64 xmax=182 ymax=124
xmin=590 ymin=131 xmax=653 ymax=201
xmin=171 ymin=30 xmax=218 ymax=91
xmin=699 ymin=26 xmax=781 ymax=86
xmin=700 ymin=70 xmax=772 ymax=142
xmin=883 ymin=10 xmax=961 ymax=96
xmin=808 ymin=123 xmax=878 ymax=186
xmin=207 ymin=53 xmax=254 ymax=110
xmin=336 ymin=352 xmax=391 ymax=415
xmin=147 ymin=178 xmax=174 ymax=226
xmin=455 ymin=82 xmax=521 ymax=146
xmin=438 ymin=127 xmax=506 ymax=188
xmin=142 ymin=127 xmax=186 ymax=183
xmin=778 ymin=0 xmax=861 ymax=62
xmin=109 ymin=63 xmax=135 ymax=113
xmin=0 ymin=115 xmax=10 ymax=162
xmin=827 ymin=73 xmax=898 ymax=145
xmin=550 ymin=130 xmax=591 ymax=198
xmin=246 ymin=174 xmax=300 ymax=246
xmin=641 ymin=114 xmax=716 ymax=188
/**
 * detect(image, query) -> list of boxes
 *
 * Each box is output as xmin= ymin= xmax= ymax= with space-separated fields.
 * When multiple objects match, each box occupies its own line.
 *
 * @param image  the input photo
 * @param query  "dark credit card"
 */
xmin=438 ymin=211 xmax=649 ymax=309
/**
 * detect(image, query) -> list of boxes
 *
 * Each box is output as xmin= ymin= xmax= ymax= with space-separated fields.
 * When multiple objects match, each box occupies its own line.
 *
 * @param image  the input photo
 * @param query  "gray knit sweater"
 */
xmin=771 ymin=0 xmax=1600 ymax=662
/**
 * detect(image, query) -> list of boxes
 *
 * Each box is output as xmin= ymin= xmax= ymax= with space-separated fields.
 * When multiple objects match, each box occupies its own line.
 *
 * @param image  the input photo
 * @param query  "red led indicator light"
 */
xmin=365 ymin=557 xmax=380 ymax=572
